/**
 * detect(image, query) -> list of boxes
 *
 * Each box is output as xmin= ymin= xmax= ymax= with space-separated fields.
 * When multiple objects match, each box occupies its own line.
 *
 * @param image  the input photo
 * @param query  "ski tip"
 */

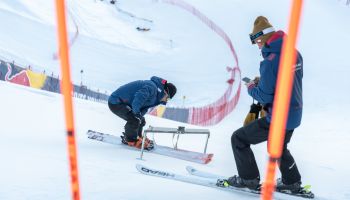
xmin=186 ymin=166 xmax=196 ymax=174
xmin=87 ymin=130 xmax=99 ymax=135
xmin=87 ymin=130 xmax=94 ymax=137
xmin=136 ymin=164 xmax=144 ymax=171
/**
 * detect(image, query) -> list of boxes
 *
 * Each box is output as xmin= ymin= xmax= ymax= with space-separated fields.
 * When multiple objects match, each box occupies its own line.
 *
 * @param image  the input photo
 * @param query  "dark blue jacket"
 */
xmin=248 ymin=31 xmax=303 ymax=130
xmin=108 ymin=76 xmax=167 ymax=116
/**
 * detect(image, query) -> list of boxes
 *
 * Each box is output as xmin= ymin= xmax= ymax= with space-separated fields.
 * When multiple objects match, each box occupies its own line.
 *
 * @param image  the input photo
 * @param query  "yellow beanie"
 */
xmin=251 ymin=16 xmax=275 ymax=45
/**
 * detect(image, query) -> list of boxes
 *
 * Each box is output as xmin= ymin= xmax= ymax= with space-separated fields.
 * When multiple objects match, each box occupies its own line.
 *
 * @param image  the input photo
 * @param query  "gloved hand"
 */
xmin=243 ymin=103 xmax=262 ymax=126
xmin=245 ymin=76 xmax=260 ymax=89
xmin=253 ymin=76 xmax=260 ymax=84
xmin=245 ymin=81 xmax=256 ymax=89
xmin=133 ymin=112 xmax=142 ymax=125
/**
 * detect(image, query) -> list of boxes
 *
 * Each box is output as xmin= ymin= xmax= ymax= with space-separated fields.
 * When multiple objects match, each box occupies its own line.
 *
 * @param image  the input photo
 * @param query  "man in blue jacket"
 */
xmin=108 ymin=76 xmax=176 ymax=150
xmin=228 ymin=16 xmax=303 ymax=192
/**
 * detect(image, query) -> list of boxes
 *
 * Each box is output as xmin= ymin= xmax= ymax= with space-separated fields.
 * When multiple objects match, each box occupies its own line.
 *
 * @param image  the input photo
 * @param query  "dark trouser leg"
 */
xmin=231 ymin=117 xmax=270 ymax=180
xmin=279 ymin=130 xmax=301 ymax=184
xmin=137 ymin=116 xmax=146 ymax=138
xmin=108 ymin=103 xmax=140 ymax=142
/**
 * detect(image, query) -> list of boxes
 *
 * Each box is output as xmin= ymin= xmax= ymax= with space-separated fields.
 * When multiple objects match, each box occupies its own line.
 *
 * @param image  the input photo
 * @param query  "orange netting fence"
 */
xmin=150 ymin=0 xmax=242 ymax=126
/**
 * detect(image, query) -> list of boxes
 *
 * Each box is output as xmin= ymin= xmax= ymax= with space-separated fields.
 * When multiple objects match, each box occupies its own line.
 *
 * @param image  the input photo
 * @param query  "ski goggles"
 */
xmin=249 ymin=27 xmax=275 ymax=44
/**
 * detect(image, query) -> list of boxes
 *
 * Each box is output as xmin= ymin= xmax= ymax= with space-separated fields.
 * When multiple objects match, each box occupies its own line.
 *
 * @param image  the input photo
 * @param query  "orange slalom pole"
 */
xmin=55 ymin=0 xmax=81 ymax=200
xmin=261 ymin=0 xmax=303 ymax=200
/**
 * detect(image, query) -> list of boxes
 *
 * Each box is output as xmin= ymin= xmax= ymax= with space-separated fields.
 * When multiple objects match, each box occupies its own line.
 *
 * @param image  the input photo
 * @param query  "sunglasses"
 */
xmin=249 ymin=27 xmax=275 ymax=44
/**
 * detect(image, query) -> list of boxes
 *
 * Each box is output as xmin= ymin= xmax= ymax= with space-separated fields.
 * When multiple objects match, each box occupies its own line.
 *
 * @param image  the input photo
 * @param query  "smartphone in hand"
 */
xmin=242 ymin=77 xmax=251 ymax=83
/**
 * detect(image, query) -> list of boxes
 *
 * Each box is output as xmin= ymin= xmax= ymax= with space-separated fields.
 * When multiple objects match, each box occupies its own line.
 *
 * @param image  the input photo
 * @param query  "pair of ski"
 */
xmin=136 ymin=164 xmax=316 ymax=199
xmin=87 ymin=130 xmax=213 ymax=164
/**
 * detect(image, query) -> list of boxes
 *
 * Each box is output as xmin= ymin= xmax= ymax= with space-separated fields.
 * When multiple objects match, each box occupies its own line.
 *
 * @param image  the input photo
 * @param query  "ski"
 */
xmin=87 ymin=130 xmax=213 ymax=164
xmin=136 ymin=164 xmax=260 ymax=197
xmin=186 ymin=165 xmax=226 ymax=179
xmin=186 ymin=166 xmax=315 ymax=199
xmin=136 ymin=164 xmax=320 ymax=200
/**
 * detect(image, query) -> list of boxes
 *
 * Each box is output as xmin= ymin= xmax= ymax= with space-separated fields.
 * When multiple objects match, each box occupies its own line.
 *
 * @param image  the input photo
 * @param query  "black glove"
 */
xmin=250 ymin=102 xmax=262 ymax=114
xmin=243 ymin=102 xmax=263 ymax=126
xmin=133 ymin=112 xmax=142 ymax=124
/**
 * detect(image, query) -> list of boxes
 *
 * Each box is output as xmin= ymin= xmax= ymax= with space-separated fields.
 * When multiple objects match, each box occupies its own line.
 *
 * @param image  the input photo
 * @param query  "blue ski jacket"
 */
xmin=248 ymin=31 xmax=303 ymax=130
xmin=108 ymin=76 xmax=167 ymax=116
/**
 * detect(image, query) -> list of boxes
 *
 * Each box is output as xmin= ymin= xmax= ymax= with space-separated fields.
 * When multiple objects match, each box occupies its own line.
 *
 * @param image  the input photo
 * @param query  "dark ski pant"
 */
xmin=108 ymin=103 xmax=145 ymax=142
xmin=231 ymin=117 xmax=301 ymax=184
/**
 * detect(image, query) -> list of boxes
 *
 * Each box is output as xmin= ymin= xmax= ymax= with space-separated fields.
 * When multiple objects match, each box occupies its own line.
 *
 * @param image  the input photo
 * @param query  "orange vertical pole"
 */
xmin=261 ymin=0 xmax=303 ymax=200
xmin=55 ymin=0 xmax=81 ymax=200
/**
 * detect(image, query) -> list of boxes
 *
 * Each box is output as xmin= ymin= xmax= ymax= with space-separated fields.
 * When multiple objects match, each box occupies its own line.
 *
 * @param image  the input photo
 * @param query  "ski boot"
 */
xmin=224 ymin=175 xmax=260 ymax=190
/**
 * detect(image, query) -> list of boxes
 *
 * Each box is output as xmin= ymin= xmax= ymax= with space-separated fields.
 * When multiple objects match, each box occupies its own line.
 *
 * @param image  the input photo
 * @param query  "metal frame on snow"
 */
xmin=139 ymin=126 xmax=210 ymax=160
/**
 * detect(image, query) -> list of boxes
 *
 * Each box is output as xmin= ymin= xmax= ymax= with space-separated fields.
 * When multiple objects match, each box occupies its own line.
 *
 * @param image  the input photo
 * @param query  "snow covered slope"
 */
xmin=1 ymin=0 xmax=350 ymax=199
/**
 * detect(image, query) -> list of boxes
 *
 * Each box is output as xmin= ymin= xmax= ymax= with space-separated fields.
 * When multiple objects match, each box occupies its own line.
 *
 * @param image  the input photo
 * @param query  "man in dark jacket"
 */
xmin=108 ymin=76 xmax=176 ymax=150
xmin=228 ymin=16 xmax=303 ymax=192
